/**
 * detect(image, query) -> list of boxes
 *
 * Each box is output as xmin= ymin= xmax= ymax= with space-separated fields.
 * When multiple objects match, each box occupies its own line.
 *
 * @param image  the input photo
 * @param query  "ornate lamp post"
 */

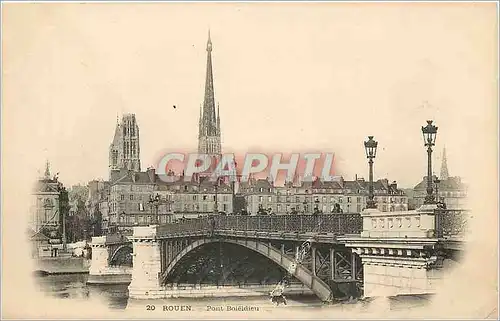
xmin=214 ymin=180 xmax=219 ymax=215
xmin=149 ymin=194 xmax=161 ymax=224
xmin=421 ymin=120 xmax=438 ymax=204
xmin=434 ymin=178 xmax=440 ymax=203
xmin=364 ymin=136 xmax=378 ymax=209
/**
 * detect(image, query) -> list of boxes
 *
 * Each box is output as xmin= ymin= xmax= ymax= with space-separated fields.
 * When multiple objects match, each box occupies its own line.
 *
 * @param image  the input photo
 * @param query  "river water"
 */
xmin=34 ymin=274 xmax=436 ymax=317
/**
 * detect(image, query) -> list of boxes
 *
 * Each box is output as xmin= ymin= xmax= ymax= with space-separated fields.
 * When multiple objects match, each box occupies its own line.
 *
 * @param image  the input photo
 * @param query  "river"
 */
xmin=34 ymin=274 xmax=436 ymax=317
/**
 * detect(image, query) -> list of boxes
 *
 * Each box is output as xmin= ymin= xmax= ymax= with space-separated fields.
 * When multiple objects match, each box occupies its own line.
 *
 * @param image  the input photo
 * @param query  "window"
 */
xmin=259 ymin=196 xmax=263 ymax=202
xmin=296 ymin=196 xmax=300 ymax=202
xmin=259 ymin=188 xmax=263 ymax=192
xmin=322 ymin=196 xmax=326 ymax=202
xmin=223 ymin=204 xmax=227 ymax=211
xmin=347 ymin=197 xmax=351 ymax=203
xmin=213 ymin=195 xmax=216 ymax=201
xmin=277 ymin=204 xmax=282 ymax=212
xmin=339 ymin=197 xmax=343 ymax=203
xmin=184 ymin=186 xmax=188 ymax=191
xmin=268 ymin=196 xmax=272 ymax=202
xmin=130 ymin=195 xmax=134 ymax=200
xmin=203 ymin=195 xmax=207 ymax=201
xmin=357 ymin=197 xmax=361 ymax=203
xmin=330 ymin=196 xmax=335 ymax=202
xmin=357 ymin=204 xmax=361 ymax=212
xmin=121 ymin=195 xmax=125 ymax=201
xmin=193 ymin=195 xmax=197 ymax=201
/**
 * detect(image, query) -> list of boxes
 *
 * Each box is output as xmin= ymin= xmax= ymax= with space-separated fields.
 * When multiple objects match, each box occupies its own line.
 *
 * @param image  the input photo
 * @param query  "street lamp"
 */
xmin=434 ymin=178 xmax=440 ymax=203
xmin=364 ymin=136 xmax=378 ymax=209
xmin=214 ymin=180 xmax=219 ymax=215
xmin=149 ymin=194 xmax=161 ymax=224
xmin=421 ymin=120 xmax=438 ymax=204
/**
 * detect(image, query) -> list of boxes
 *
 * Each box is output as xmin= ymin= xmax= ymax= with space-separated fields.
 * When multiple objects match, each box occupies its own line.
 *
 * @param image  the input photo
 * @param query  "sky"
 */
xmin=3 ymin=2 xmax=498 ymax=189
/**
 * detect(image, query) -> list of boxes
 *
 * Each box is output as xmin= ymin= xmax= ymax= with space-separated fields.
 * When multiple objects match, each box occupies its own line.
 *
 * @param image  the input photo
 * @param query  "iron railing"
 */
xmin=156 ymin=214 xmax=363 ymax=237
xmin=435 ymin=209 xmax=470 ymax=238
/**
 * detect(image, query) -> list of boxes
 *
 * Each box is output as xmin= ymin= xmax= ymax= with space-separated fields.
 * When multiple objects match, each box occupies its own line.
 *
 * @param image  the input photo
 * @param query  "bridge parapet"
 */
xmin=156 ymin=214 xmax=363 ymax=238
xmin=360 ymin=206 xmax=469 ymax=239
xmin=360 ymin=208 xmax=435 ymax=238
xmin=90 ymin=236 xmax=107 ymax=247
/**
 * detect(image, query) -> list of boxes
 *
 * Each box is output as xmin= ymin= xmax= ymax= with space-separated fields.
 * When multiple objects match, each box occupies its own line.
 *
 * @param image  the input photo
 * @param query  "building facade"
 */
xmin=239 ymin=177 xmax=408 ymax=215
xmin=28 ymin=161 xmax=69 ymax=257
xmin=108 ymin=168 xmax=174 ymax=233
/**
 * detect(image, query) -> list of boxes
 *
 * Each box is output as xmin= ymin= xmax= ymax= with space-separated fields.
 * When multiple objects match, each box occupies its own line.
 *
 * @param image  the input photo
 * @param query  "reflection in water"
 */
xmin=34 ymin=274 xmax=433 ymax=313
xmin=35 ymin=274 xmax=129 ymax=309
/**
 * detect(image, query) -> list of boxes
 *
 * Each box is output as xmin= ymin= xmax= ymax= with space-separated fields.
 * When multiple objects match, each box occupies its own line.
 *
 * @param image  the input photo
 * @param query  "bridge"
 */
xmin=88 ymin=205 xmax=468 ymax=302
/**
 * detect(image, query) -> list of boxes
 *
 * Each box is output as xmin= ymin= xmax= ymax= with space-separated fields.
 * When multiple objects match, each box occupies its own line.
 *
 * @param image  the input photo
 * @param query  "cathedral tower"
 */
xmin=198 ymin=30 xmax=222 ymax=156
xmin=109 ymin=113 xmax=141 ymax=176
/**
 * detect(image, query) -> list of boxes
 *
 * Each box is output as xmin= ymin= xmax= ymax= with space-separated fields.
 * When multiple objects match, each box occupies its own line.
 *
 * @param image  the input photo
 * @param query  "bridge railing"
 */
xmin=157 ymin=214 xmax=363 ymax=237
xmin=435 ymin=209 xmax=470 ymax=238
xmin=215 ymin=214 xmax=362 ymax=234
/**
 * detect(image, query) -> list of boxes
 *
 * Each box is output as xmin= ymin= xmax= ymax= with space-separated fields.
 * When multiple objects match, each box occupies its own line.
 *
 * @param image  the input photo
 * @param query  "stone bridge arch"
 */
xmin=160 ymin=238 xmax=333 ymax=302
xmin=109 ymin=244 xmax=133 ymax=266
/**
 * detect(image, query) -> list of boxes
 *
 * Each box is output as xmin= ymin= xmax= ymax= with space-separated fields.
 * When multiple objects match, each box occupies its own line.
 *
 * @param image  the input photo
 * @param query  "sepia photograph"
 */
xmin=1 ymin=1 xmax=498 ymax=319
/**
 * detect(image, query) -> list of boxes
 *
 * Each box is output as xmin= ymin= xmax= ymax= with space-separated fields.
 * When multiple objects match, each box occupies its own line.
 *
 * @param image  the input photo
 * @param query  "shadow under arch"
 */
xmin=109 ymin=244 xmax=133 ymax=267
xmin=159 ymin=238 xmax=333 ymax=301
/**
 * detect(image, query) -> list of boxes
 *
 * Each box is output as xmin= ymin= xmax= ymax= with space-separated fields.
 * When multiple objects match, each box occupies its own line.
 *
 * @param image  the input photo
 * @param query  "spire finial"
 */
xmin=207 ymin=28 xmax=212 ymax=52
xmin=44 ymin=159 xmax=51 ymax=179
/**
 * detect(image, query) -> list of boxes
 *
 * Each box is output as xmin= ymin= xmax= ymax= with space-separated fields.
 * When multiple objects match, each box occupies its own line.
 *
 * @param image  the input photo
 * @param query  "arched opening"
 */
xmin=165 ymin=242 xmax=290 ymax=287
xmin=109 ymin=246 xmax=133 ymax=267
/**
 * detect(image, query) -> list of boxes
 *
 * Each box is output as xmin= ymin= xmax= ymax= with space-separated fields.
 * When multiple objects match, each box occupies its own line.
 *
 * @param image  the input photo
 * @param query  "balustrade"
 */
xmin=435 ymin=209 xmax=469 ymax=238
xmin=156 ymin=214 xmax=363 ymax=237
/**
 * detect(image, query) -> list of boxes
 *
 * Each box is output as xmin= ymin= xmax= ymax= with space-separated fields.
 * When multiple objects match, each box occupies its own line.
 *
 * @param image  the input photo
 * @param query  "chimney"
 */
xmin=355 ymin=174 xmax=357 ymax=181
xmin=147 ymin=167 xmax=156 ymax=183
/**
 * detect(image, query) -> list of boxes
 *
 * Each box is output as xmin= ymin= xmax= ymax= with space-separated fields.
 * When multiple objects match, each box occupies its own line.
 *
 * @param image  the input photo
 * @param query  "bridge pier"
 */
xmin=87 ymin=235 xmax=132 ymax=285
xmin=88 ymin=236 xmax=109 ymax=276
xmin=345 ymin=205 xmax=454 ymax=298
xmin=128 ymin=225 xmax=165 ymax=299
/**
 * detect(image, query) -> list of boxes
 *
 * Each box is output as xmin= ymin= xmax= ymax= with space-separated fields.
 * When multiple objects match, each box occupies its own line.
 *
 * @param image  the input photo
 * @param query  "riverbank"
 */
xmin=87 ymin=267 xmax=132 ymax=285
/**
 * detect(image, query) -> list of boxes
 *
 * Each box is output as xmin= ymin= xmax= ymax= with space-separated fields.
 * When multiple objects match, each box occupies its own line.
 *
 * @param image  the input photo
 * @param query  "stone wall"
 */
xmin=363 ymin=263 xmax=446 ymax=297
xmin=34 ymin=257 xmax=90 ymax=274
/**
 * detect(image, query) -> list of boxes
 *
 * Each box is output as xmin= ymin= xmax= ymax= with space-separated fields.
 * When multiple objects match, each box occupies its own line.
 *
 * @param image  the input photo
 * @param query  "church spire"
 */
xmin=440 ymin=146 xmax=449 ymax=180
xmin=44 ymin=159 xmax=51 ymax=179
xmin=217 ymin=103 xmax=220 ymax=134
xmin=198 ymin=30 xmax=221 ymax=155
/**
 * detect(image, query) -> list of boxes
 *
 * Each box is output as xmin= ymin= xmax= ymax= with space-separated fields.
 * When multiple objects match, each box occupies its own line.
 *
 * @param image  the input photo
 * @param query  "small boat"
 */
xmin=33 ymin=270 xmax=49 ymax=277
